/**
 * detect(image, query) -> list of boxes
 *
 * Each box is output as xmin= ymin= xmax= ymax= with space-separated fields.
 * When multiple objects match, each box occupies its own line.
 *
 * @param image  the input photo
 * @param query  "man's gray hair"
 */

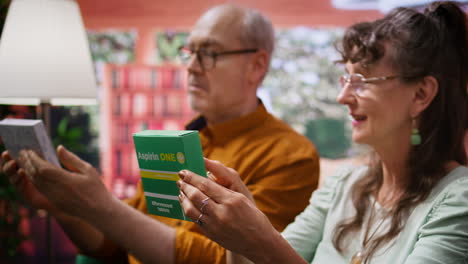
xmin=199 ymin=4 xmax=275 ymax=83
xmin=239 ymin=8 xmax=275 ymax=60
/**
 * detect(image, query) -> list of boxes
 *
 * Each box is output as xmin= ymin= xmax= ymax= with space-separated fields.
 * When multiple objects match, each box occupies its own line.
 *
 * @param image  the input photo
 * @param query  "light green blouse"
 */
xmin=282 ymin=165 xmax=468 ymax=264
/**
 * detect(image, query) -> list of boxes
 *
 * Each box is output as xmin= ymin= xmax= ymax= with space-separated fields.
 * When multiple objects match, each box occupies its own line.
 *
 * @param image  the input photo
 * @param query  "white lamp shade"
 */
xmin=0 ymin=0 xmax=97 ymax=105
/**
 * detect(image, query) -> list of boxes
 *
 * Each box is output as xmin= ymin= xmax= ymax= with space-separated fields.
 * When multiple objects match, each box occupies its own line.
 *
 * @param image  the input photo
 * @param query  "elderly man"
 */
xmin=1 ymin=4 xmax=319 ymax=264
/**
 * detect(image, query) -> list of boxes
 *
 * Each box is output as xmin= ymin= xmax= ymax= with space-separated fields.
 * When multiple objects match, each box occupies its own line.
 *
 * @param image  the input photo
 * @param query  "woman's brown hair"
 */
xmin=333 ymin=2 xmax=468 ymax=263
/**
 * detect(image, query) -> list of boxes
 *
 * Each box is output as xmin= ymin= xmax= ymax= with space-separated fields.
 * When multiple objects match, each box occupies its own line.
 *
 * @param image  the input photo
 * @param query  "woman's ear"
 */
xmin=411 ymin=75 xmax=438 ymax=118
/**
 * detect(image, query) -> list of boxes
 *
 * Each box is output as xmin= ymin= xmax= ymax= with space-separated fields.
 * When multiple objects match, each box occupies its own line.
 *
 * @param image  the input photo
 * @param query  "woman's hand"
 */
xmin=204 ymin=158 xmax=254 ymax=203
xmin=177 ymin=168 xmax=279 ymax=263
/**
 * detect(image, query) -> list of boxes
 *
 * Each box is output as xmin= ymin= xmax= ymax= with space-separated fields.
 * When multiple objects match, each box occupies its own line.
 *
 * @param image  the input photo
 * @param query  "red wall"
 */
xmin=77 ymin=0 xmax=383 ymax=64
xmin=78 ymin=0 xmax=382 ymax=28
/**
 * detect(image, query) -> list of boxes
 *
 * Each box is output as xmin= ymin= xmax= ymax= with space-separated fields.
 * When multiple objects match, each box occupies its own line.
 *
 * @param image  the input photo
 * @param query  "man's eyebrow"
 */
xmin=188 ymin=38 xmax=225 ymax=49
xmin=201 ymin=41 xmax=224 ymax=49
xmin=201 ymin=39 xmax=219 ymax=46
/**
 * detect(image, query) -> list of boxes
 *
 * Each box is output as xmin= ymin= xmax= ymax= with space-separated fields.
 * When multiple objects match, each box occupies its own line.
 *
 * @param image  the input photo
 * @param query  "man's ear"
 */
xmin=248 ymin=50 xmax=269 ymax=86
xmin=411 ymin=75 xmax=439 ymax=118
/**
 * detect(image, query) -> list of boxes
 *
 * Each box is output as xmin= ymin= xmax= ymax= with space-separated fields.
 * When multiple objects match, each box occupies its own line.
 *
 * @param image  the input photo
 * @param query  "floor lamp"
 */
xmin=0 ymin=0 xmax=97 ymax=263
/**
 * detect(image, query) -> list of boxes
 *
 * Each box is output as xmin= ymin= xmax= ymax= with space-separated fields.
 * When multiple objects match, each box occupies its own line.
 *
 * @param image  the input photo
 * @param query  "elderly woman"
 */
xmin=177 ymin=1 xmax=468 ymax=263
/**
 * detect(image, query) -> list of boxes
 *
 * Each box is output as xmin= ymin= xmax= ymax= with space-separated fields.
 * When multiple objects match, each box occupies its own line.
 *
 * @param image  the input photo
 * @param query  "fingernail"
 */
xmin=176 ymin=180 xmax=181 ymax=188
xmin=178 ymin=170 xmax=186 ymax=180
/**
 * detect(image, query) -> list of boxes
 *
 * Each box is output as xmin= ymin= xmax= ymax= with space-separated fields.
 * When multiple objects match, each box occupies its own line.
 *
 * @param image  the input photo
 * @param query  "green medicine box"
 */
xmin=133 ymin=130 xmax=206 ymax=221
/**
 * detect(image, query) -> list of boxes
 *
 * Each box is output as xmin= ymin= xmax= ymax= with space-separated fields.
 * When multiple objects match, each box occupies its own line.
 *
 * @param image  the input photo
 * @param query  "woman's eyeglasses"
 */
xmin=339 ymin=73 xmax=400 ymax=96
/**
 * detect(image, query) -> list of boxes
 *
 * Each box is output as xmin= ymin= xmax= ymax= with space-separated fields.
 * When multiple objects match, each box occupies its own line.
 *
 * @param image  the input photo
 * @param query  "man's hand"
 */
xmin=1 ymin=150 xmax=58 ymax=213
xmin=15 ymin=145 xmax=112 ymax=219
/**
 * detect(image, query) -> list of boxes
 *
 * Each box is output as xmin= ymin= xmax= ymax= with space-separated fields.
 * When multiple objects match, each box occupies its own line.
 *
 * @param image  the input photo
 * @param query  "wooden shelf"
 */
xmin=101 ymin=64 xmax=194 ymax=199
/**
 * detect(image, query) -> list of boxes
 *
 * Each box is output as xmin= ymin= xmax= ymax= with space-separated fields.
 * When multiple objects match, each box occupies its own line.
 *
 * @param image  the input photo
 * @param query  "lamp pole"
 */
xmin=38 ymin=101 xmax=54 ymax=264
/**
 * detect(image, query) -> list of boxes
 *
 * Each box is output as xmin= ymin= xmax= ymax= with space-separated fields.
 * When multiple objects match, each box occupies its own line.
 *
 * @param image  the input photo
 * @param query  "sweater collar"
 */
xmin=186 ymin=100 xmax=269 ymax=144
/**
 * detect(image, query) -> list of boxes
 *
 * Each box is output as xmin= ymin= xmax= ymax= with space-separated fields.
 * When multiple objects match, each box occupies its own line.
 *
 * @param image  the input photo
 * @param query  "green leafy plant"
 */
xmin=50 ymin=106 xmax=100 ymax=168
xmin=53 ymin=117 xmax=85 ymax=152
xmin=263 ymin=27 xmax=359 ymax=158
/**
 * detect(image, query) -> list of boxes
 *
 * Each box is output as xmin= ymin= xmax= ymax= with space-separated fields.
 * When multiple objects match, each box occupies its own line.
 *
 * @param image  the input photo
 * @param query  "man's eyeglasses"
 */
xmin=178 ymin=46 xmax=258 ymax=71
xmin=339 ymin=73 xmax=400 ymax=96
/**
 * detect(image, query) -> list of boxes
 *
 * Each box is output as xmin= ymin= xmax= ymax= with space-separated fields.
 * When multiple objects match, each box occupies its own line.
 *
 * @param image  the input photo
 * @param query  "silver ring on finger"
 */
xmin=200 ymin=197 xmax=211 ymax=214
xmin=195 ymin=213 xmax=204 ymax=226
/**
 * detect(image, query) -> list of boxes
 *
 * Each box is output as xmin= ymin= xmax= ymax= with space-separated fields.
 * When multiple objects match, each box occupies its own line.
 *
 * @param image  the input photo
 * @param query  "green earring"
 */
xmin=411 ymin=128 xmax=421 ymax=146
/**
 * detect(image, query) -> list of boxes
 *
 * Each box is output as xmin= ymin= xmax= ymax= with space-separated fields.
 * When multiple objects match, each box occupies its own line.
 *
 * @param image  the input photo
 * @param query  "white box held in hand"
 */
xmin=0 ymin=118 xmax=60 ymax=167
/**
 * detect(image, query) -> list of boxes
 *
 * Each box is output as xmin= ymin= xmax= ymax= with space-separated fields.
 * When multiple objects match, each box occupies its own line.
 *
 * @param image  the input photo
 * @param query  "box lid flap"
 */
xmin=133 ymin=130 xmax=196 ymax=137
